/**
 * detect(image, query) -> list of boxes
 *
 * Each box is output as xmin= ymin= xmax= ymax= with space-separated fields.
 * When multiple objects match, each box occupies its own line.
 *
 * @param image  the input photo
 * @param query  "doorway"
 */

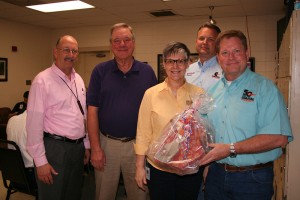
xmin=76 ymin=50 xmax=112 ymax=87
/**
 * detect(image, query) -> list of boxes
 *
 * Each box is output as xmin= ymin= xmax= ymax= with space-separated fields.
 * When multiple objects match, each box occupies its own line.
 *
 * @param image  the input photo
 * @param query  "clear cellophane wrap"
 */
xmin=146 ymin=93 xmax=215 ymax=175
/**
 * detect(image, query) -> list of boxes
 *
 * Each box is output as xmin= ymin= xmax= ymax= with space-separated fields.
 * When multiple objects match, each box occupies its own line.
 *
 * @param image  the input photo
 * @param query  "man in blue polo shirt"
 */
xmin=199 ymin=30 xmax=293 ymax=200
xmin=87 ymin=23 xmax=157 ymax=200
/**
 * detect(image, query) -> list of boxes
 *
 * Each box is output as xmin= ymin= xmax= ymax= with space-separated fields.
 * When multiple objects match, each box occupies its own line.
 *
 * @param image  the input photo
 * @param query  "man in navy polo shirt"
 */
xmin=87 ymin=23 xmax=157 ymax=200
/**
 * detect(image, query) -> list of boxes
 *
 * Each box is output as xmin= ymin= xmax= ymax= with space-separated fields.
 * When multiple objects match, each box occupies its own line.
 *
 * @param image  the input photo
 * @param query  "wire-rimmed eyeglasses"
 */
xmin=57 ymin=48 xmax=79 ymax=55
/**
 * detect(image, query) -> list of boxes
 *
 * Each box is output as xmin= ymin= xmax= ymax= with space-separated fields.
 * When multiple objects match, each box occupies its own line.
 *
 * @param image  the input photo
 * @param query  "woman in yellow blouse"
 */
xmin=134 ymin=41 xmax=205 ymax=200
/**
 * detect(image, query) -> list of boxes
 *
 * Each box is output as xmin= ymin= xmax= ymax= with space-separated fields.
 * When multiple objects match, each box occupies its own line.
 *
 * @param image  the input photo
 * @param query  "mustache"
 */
xmin=65 ymin=57 xmax=75 ymax=62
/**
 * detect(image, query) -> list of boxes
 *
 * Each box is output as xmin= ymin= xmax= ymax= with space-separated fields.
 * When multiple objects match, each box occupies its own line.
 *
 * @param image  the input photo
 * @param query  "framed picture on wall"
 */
xmin=157 ymin=53 xmax=198 ymax=83
xmin=0 ymin=58 xmax=8 ymax=82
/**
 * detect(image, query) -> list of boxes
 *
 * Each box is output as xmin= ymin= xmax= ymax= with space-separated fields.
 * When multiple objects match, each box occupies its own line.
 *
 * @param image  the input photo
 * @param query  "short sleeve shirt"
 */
xmin=207 ymin=68 xmax=293 ymax=166
xmin=87 ymin=59 xmax=157 ymax=138
xmin=11 ymin=102 xmax=26 ymax=115
xmin=185 ymin=56 xmax=223 ymax=91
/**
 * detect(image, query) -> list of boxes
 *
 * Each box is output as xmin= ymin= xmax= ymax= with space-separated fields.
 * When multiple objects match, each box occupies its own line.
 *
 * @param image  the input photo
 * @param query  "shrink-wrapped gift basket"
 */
xmin=147 ymin=93 xmax=215 ymax=175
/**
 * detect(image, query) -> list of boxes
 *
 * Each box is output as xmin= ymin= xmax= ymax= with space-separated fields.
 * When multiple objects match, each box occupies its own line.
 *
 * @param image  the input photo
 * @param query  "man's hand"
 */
xmin=84 ymin=149 xmax=91 ymax=165
xmin=199 ymin=143 xmax=230 ymax=166
xmin=90 ymin=148 xmax=106 ymax=171
xmin=36 ymin=163 xmax=58 ymax=184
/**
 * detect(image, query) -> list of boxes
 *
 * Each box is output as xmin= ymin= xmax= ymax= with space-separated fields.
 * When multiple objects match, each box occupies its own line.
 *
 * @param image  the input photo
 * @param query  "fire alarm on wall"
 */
xmin=12 ymin=46 xmax=18 ymax=52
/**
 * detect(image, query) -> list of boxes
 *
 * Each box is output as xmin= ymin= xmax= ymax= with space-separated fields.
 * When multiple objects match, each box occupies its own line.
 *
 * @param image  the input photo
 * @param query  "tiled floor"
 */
xmin=0 ymin=168 xmax=127 ymax=200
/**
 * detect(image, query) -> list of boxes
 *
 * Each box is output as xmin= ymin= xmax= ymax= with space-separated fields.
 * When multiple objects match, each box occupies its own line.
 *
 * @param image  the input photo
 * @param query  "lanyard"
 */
xmin=59 ymin=76 xmax=84 ymax=116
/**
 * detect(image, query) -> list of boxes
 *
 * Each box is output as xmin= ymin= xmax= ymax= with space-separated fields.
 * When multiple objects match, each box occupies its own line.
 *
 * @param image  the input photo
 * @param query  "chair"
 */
xmin=0 ymin=139 xmax=38 ymax=200
xmin=0 ymin=107 xmax=11 ymax=140
xmin=0 ymin=107 xmax=11 ymax=124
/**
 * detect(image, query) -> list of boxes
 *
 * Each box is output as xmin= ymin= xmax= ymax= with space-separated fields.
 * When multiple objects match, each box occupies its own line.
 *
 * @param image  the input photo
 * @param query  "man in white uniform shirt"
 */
xmin=186 ymin=23 xmax=223 ymax=91
xmin=6 ymin=110 xmax=37 ymax=189
xmin=185 ymin=22 xmax=222 ymax=200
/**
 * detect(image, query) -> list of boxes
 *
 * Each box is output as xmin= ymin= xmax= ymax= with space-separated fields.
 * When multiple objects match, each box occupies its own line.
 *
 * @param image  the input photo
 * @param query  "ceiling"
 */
xmin=0 ymin=0 xmax=287 ymax=29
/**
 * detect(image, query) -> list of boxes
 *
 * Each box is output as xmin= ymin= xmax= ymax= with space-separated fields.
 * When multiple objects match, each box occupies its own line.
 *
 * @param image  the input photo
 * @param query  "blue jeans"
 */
xmin=204 ymin=162 xmax=274 ymax=200
xmin=197 ymin=182 xmax=205 ymax=200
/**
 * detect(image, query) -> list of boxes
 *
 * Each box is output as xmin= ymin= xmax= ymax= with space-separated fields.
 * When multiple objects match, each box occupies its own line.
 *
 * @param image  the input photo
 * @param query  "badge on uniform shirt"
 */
xmin=186 ymin=100 xmax=193 ymax=106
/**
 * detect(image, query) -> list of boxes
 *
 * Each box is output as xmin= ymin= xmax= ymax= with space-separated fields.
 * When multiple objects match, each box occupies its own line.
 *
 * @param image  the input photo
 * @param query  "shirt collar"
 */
xmin=158 ymin=78 xmax=189 ymax=92
xmin=221 ymin=67 xmax=251 ymax=87
xmin=51 ymin=63 xmax=76 ymax=81
xmin=112 ymin=58 xmax=139 ymax=73
xmin=198 ymin=56 xmax=218 ymax=72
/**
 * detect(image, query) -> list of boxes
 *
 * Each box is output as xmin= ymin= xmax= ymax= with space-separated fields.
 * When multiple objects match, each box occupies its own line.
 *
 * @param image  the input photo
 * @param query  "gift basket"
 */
xmin=146 ymin=93 xmax=215 ymax=175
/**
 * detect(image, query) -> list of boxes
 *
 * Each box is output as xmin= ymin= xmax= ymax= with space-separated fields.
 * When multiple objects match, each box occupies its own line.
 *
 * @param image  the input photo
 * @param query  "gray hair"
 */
xmin=163 ymin=41 xmax=191 ymax=60
xmin=110 ymin=23 xmax=135 ymax=42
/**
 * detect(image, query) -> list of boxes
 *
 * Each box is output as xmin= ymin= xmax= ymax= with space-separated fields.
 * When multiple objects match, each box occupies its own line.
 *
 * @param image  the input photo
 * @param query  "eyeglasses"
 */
xmin=57 ymin=48 xmax=79 ymax=55
xmin=112 ymin=38 xmax=133 ymax=45
xmin=164 ymin=59 xmax=188 ymax=66
xmin=219 ymin=49 xmax=242 ymax=57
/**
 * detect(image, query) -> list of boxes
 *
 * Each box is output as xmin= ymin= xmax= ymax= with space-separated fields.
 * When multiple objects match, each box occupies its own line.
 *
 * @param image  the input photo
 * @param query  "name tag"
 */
xmin=146 ymin=166 xmax=150 ymax=180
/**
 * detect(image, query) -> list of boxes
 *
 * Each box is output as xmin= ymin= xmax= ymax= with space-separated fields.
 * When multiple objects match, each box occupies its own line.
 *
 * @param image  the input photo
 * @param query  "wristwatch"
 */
xmin=229 ymin=143 xmax=237 ymax=158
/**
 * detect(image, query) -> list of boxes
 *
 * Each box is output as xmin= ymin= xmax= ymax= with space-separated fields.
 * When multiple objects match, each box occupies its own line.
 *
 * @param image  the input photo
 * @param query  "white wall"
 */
xmin=1 ymin=12 xmax=299 ymax=199
xmin=0 ymin=14 xmax=282 ymax=108
xmin=52 ymin=15 xmax=282 ymax=81
xmin=0 ymin=19 xmax=52 ymax=108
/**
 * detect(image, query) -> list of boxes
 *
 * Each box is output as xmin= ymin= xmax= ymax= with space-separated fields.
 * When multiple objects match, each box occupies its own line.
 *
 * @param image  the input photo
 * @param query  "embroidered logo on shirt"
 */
xmin=241 ymin=89 xmax=255 ymax=102
xmin=212 ymin=72 xmax=221 ymax=79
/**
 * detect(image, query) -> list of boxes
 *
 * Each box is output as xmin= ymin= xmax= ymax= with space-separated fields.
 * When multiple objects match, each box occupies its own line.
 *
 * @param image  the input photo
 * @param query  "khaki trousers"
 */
xmin=95 ymin=133 xmax=148 ymax=200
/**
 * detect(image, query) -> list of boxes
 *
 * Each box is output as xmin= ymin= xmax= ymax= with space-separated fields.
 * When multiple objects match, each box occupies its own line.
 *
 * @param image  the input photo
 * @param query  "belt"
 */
xmin=101 ymin=132 xmax=135 ymax=142
xmin=218 ymin=162 xmax=273 ymax=172
xmin=44 ymin=132 xmax=84 ymax=144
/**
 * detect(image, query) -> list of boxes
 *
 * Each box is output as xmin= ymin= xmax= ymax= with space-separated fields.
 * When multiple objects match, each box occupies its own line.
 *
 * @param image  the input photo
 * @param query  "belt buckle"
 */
xmin=224 ymin=164 xmax=230 ymax=172
xmin=223 ymin=164 xmax=239 ymax=172
xmin=120 ymin=137 xmax=131 ymax=142
xmin=75 ymin=138 xmax=83 ymax=144
xmin=225 ymin=164 xmax=248 ymax=172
